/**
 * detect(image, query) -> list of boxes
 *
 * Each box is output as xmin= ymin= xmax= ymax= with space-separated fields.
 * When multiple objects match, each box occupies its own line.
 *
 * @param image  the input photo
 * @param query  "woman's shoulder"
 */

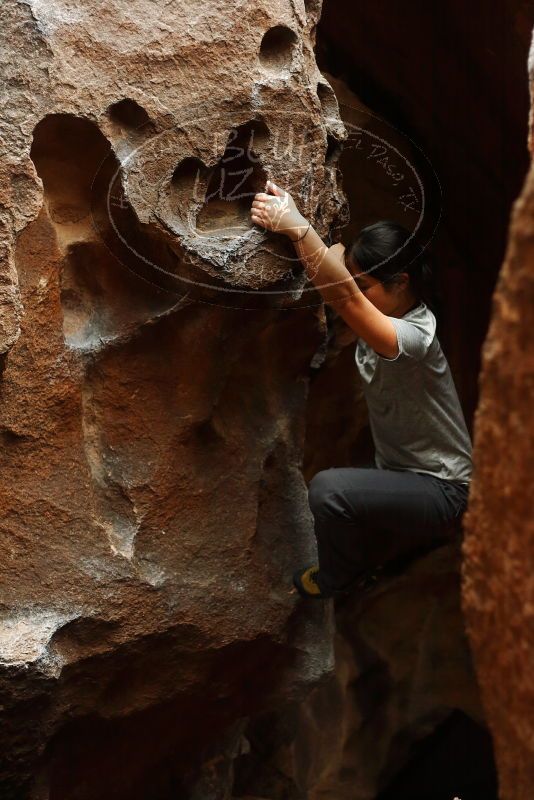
xmin=402 ymin=300 xmax=433 ymax=319
xmin=401 ymin=301 xmax=436 ymax=336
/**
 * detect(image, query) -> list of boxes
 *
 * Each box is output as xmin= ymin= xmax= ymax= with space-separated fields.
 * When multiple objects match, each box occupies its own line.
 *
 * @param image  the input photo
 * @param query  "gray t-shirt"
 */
xmin=354 ymin=301 xmax=472 ymax=484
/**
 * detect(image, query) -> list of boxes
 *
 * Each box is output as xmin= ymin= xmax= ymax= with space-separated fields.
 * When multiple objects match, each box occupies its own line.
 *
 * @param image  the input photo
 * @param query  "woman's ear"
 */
xmin=397 ymin=272 xmax=410 ymax=292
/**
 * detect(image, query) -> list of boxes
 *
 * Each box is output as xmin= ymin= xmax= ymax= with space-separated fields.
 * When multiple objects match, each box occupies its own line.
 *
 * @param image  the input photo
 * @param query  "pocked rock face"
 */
xmin=0 ymin=1 xmax=348 ymax=796
xmin=461 ymin=31 xmax=534 ymax=800
xmin=3 ymin=0 xmax=347 ymax=340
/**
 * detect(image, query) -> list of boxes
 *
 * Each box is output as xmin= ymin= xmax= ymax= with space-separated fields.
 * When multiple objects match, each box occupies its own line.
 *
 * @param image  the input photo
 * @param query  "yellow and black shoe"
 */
xmin=292 ymin=564 xmax=334 ymax=600
xmin=292 ymin=564 xmax=384 ymax=601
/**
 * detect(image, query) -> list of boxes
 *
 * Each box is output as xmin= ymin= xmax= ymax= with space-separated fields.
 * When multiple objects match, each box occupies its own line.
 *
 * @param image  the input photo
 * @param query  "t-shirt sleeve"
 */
xmin=378 ymin=314 xmax=436 ymax=362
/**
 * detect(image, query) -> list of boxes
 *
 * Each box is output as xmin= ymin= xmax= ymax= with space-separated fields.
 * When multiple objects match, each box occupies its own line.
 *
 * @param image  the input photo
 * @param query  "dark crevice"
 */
xmin=325 ymin=132 xmax=343 ymax=166
xmin=376 ymin=711 xmax=498 ymax=800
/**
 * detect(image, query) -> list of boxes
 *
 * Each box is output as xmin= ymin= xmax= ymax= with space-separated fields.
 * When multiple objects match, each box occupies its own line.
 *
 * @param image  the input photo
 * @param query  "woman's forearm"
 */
xmin=289 ymin=222 xmax=362 ymax=306
xmin=250 ymin=182 xmax=398 ymax=357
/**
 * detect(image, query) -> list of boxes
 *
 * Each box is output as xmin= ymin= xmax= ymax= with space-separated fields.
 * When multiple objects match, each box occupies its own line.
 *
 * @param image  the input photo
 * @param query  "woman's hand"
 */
xmin=250 ymin=180 xmax=308 ymax=240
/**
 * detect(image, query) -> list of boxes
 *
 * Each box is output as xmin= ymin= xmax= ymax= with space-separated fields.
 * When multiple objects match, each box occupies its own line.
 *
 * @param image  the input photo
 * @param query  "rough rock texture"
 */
xmin=1 ymin=0 xmax=523 ymax=797
xmin=0 ymin=2 xmax=347 ymax=797
xmin=462 ymin=30 xmax=534 ymax=800
xmin=233 ymin=544 xmax=492 ymax=800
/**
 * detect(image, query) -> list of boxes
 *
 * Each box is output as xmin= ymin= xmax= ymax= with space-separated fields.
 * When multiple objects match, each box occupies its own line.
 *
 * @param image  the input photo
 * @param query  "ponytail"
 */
xmin=407 ymin=260 xmax=441 ymax=317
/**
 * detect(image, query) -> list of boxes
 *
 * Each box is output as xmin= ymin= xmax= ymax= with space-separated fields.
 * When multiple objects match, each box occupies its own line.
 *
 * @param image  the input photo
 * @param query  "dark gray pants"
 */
xmin=307 ymin=463 xmax=470 ymax=594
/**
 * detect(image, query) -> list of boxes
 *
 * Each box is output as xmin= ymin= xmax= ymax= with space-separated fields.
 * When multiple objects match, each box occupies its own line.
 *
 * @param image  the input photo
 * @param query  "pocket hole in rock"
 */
xmin=170 ymin=157 xmax=208 ymax=222
xmin=259 ymin=25 xmax=298 ymax=71
xmin=31 ymin=113 xmax=177 ymax=347
xmin=107 ymin=99 xmax=155 ymax=137
xmin=196 ymin=121 xmax=269 ymax=234
xmin=31 ymin=113 xmax=112 ymax=228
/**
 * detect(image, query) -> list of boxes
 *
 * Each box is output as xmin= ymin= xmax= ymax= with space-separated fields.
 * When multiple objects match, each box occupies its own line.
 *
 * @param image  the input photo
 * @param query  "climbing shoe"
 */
xmin=292 ymin=564 xmax=333 ymax=600
xmin=292 ymin=564 xmax=384 ymax=601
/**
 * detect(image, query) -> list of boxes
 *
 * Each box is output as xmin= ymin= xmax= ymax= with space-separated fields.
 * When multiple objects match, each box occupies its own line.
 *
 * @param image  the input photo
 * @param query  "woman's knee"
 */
xmin=308 ymin=468 xmax=355 ymax=518
xmin=307 ymin=469 xmax=336 ymax=514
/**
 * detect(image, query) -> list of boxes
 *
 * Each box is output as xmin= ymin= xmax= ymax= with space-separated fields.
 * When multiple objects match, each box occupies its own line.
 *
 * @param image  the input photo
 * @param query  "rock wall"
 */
xmin=233 ymin=544 xmax=494 ymax=800
xmin=2 ymin=0 xmax=530 ymax=797
xmin=462 ymin=29 xmax=534 ymax=800
xmin=0 ymin=2 xmax=347 ymax=797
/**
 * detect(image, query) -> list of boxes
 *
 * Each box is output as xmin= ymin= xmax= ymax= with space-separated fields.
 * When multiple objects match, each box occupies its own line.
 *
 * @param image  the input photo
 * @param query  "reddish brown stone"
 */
xmin=0 ymin=2 xmax=347 ymax=795
xmin=462 ymin=31 xmax=534 ymax=800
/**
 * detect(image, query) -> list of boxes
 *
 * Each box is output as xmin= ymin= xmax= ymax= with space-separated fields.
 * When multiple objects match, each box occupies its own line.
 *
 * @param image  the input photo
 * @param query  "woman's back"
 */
xmin=355 ymin=301 xmax=473 ymax=484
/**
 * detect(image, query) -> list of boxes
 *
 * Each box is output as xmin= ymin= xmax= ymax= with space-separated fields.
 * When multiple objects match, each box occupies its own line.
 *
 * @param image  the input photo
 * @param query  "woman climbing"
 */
xmin=250 ymin=180 xmax=473 ymax=600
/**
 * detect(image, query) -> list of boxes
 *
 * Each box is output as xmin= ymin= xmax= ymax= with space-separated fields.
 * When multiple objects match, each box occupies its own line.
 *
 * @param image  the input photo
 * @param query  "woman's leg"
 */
xmin=307 ymin=466 xmax=468 ymax=594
